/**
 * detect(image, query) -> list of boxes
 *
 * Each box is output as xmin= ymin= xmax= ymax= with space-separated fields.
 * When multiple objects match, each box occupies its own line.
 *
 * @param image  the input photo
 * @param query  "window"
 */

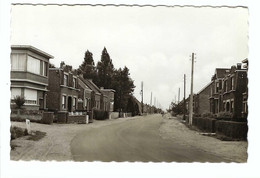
xmin=73 ymin=97 xmax=76 ymax=108
xmin=73 ymin=77 xmax=76 ymax=88
xmin=11 ymin=54 xmax=26 ymax=71
xmin=230 ymin=100 xmax=234 ymax=113
xmin=24 ymin=88 xmax=37 ymax=105
xmin=231 ymin=77 xmax=234 ymax=90
xmin=226 ymin=102 xmax=230 ymax=112
xmin=42 ymin=61 xmax=48 ymax=77
xmin=64 ymin=74 xmax=68 ymax=86
xmin=62 ymin=95 xmax=66 ymax=109
xmin=216 ymin=82 xmax=219 ymax=93
xmin=27 ymin=56 xmax=41 ymax=75
xmin=224 ymin=80 xmax=228 ymax=92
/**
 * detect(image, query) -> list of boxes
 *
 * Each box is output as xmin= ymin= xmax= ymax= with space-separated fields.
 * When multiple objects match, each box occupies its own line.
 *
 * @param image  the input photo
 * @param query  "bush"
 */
xmin=41 ymin=112 xmax=54 ymax=124
xmin=13 ymin=96 xmax=25 ymax=109
xmin=216 ymin=112 xmax=233 ymax=120
xmin=10 ymin=126 xmax=28 ymax=140
xmin=93 ymin=110 xmax=109 ymax=120
xmin=202 ymin=112 xmax=216 ymax=118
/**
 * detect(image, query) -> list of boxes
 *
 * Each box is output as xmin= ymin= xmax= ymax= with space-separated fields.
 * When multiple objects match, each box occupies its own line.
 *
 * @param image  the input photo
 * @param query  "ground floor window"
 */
xmin=11 ymin=88 xmax=22 ymax=102
xmin=62 ymin=95 xmax=66 ymax=109
xmin=24 ymin=88 xmax=37 ymax=105
xmin=73 ymin=97 xmax=77 ymax=110
xmin=226 ymin=102 xmax=230 ymax=112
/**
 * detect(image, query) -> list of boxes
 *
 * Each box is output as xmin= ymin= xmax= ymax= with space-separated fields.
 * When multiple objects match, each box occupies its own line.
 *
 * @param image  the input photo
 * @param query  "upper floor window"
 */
xmin=231 ymin=77 xmax=234 ymax=90
xmin=11 ymin=54 xmax=26 ymax=71
xmin=215 ymin=82 xmax=219 ymax=93
xmin=62 ymin=95 xmax=66 ymax=109
xmin=73 ymin=77 xmax=76 ymax=88
xmin=64 ymin=74 xmax=68 ymax=86
xmin=27 ymin=55 xmax=41 ymax=75
xmin=224 ymin=80 xmax=228 ymax=92
xmin=42 ymin=61 xmax=48 ymax=77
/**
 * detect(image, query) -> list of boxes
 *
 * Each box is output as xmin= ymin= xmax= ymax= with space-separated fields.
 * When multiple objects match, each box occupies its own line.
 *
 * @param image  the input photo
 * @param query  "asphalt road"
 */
xmin=71 ymin=114 xmax=230 ymax=162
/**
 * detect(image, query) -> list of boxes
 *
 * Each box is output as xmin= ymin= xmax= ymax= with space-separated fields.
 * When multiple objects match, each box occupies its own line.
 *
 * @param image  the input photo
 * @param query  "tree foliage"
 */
xmin=96 ymin=47 xmax=114 ymax=89
xmin=112 ymin=67 xmax=135 ymax=112
xmin=13 ymin=95 xmax=25 ymax=109
xmin=77 ymin=47 xmax=136 ymax=112
xmin=78 ymin=50 xmax=98 ymax=82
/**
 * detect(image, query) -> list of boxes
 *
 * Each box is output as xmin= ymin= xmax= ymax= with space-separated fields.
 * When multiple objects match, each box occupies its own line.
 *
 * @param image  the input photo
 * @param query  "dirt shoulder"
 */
xmin=159 ymin=114 xmax=248 ymax=162
xmin=10 ymin=117 xmax=139 ymax=161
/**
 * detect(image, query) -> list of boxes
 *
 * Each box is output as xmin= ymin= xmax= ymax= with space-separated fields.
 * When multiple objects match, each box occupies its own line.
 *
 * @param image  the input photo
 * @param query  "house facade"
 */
xmin=10 ymin=45 xmax=53 ymax=110
xmin=100 ymin=87 xmax=115 ymax=112
xmin=221 ymin=64 xmax=247 ymax=118
xmin=46 ymin=62 xmax=80 ymax=112
xmin=194 ymin=81 xmax=212 ymax=115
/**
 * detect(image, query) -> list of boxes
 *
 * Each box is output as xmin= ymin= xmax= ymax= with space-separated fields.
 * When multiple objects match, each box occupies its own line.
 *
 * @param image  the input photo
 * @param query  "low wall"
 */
xmin=119 ymin=112 xmax=132 ymax=118
xmin=215 ymin=120 xmax=248 ymax=140
xmin=110 ymin=112 xmax=119 ymax=119
xmin=193 ymin=117 xmax=216 ymax=133
xmin=10 ymin=113 xmax=42 ymax=122
xmin=57 ymin=111 xmax=68 ymax=124
xmin=67 ymin=115 xmax=88 ymax=124
xmin=41 ymin=112 xmax=54 ymax=124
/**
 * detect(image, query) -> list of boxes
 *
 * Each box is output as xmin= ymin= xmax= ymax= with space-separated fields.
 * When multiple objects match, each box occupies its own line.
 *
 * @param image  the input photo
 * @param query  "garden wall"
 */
xmin=67 ymin=115 xmax=89 ymax=124
xmin=109 ymin=112 xmax=119 ymax=119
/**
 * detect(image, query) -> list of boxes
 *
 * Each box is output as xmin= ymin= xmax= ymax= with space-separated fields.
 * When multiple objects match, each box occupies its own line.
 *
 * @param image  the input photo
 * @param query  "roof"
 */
xmin=78 ymin=76 xmax=102 ymax=95
xmin=11 ymin=45 xmax=54 ymax=59
xmin=197 ymin=81 xmax=213 ymax=95
xmin=215 ymin=68 xmax=230 ymax=79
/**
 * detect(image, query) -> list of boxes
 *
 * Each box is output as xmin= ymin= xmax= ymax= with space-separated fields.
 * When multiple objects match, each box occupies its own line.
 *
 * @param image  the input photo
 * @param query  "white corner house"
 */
xmin=10 ymin=45 xmax=53 ymax=110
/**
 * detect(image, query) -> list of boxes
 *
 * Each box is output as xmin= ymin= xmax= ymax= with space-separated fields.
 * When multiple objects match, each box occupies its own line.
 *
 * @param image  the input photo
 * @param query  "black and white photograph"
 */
xmin=1 ymin=1 xmax=260 ymax=178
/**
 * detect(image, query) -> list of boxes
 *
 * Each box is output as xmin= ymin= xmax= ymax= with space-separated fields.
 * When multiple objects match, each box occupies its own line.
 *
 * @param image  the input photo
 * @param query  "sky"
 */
xmin=10 ymin=5 xmax=248 ymax=110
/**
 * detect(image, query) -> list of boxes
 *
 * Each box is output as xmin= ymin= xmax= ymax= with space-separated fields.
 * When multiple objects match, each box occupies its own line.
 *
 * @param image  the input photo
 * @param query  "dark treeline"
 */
xmin=77 ymin=47 xmax=135 ymax=112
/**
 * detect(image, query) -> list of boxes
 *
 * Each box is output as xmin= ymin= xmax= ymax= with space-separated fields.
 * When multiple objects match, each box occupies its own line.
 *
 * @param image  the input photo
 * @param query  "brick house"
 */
xmin=77 ymin=75 xmax=110 ymax=111
xmin=10 ymin=45 xmax=53 ymax=110
xmin=46 ymin=62 xmax=80 ymax=112
xmin=241 ymin=59 xmax=248 ymax=117
xmin=221 ymin=63 xmax=247 ymax=118
xmin=100 ymin=87 xmax=115 ymax=112
xmin=194 ymin=81 xmax=212 ymax=115
xmin=209 ymin=68 xmax=230 ymax=114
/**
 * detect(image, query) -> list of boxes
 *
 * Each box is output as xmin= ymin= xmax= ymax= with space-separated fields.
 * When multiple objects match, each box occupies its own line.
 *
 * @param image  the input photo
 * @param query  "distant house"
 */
xmin=46 ymin=62 xmax=80 ymax=112
xmin=10 ymin=45 xmax=53 ymax=110
xmin=77 ymin=75 xmax=115 ymax=112
xmin=194 ymin=81 xmax=212 ymax=115
xmin=126 ymin=95 xmax=142 ymax=116
xmin=100 ymin=87 xmax=115 ymax=112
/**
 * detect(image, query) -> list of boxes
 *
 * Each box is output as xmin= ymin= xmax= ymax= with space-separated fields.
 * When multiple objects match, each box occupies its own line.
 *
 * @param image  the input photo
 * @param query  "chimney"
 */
xmin=100 ymin=87 xmax=104 ymax=90
xmin=60 ymin=61 xmax=65 ymax=68
xmin=237 ymin=63 xmax=242 ymax=70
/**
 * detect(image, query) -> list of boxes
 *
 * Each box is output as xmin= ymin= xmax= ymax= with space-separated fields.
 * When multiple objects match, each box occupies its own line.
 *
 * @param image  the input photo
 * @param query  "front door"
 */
xmin=68 ymin=96 xmax=72 ymax=112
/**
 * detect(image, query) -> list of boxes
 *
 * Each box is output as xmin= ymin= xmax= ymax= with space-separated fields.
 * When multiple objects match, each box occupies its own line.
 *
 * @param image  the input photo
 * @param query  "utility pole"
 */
xmin=183 ymin=74 xmax=186 ymax=121
xmin=141 ymin=81 xmax=144 ymax=114
xmin=178 ymin=87 xmax=180 ymax=104
xmin=189 ymin=53 xmax=195 ymax=125
xmin=150 ymin=92 xmax=152 ymax=113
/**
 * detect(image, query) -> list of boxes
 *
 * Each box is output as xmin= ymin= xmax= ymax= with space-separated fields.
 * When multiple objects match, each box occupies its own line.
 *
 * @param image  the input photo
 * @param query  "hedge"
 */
xmin=93 ymin=110 xmax=109 ymax=120
xmin=215 ymin=120 xmax=248 ymax=140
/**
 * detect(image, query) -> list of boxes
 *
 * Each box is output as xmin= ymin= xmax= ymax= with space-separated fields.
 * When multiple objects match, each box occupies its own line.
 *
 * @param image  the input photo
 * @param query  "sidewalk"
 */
xmin=159 ymin=114 xmax=248 ymax=162
xmin=10 ymin=117 xmax=138 ymax=161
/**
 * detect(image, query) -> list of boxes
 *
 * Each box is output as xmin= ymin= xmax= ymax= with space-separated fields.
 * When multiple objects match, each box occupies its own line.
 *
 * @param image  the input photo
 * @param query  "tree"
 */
xmin=112 ymin=66 xmax=135 ymax=112
xmin=78 ymin=50 xmax=97 ymax=82
xmin=13 ymin=95 xmax=25 ymax=109
xmin=96 ymin=47 xmax=114 ymax=88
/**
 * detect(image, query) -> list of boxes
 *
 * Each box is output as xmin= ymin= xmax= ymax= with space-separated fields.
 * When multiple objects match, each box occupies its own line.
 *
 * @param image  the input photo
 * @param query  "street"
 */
xmin=71 ymin=114 xmax=242 ymax=162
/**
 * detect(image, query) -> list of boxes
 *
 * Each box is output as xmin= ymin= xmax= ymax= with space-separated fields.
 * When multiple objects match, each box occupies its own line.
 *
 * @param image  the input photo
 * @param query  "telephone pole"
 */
xmin=178 ymin=87 xmax=180 ymax=104
xmin=150 ymin=92 xmax=152 ymax=113
xmin=183 ymin=74 xmax=186 ymax=121
xmin=141 ymin=81 xmax=144 ymax=114
xmin=189 ymin=53 xmax=195 ymax=125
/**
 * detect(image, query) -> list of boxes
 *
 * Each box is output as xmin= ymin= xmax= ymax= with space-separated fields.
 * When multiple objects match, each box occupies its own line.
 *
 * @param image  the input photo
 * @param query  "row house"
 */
xmin=209 ymin=68 xmax=230 ymax=114
xmin=10 ymin=45 xmax=53 ymax=110
xmin=77 ymin=75 xmax=115 ymax=112
xmin=221 ymin=63 xmax=247 ymax=118
xmin=46 ymin=62 xmax=80 ymax=112
xmin=192 ymin=60 xmax=248 ymax=119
